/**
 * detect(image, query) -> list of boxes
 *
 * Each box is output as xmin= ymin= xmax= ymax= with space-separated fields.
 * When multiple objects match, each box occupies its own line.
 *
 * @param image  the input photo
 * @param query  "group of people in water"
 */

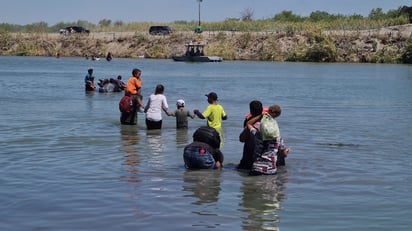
xmin=84 ymin=68 xmax=126 ymax=93
xmin=84 ymin=52 xmax=113 ymax=61
xmin=85 ymin=67 xmax=290 ymax=175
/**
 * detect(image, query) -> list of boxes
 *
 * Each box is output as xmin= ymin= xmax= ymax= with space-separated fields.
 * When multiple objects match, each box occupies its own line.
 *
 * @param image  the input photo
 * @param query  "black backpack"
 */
xmin=192 ymin=126 xmax=221 ymax=149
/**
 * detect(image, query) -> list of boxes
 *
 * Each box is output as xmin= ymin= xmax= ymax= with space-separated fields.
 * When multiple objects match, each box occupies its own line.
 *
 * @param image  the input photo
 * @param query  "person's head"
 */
xmin=88 ymin=68 xmax=93 ymax=74
xmin=268 ymin=104 xmax=281 ymax=118
xmin=117 ymin=75 xmax=122 ymax=80
xmin=205 ymin=92 xmax=218 ymax=104
xmin=155 ymin=84 xmax=164 ymax=94
xmin=249 ymin=100 xmax=263 ymax=117
xmin=90 ymin=76 xmax=94 ymax=81
xmin=132 ymin=68 xmax=141 ymax=78
xmin=176 ymin=99 xmax=185 ymax=108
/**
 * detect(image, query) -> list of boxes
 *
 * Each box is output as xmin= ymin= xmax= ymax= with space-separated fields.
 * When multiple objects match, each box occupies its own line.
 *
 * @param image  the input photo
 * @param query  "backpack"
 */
xmin=119 ymin=95 xmax=134 ymax=113
xmin=183 ymin=142 xmax=216 ymax=169
xmin=260 ymin=114 xmax=280 ymax=141
xmin=193 ymin=126 xmax=221 ymax=149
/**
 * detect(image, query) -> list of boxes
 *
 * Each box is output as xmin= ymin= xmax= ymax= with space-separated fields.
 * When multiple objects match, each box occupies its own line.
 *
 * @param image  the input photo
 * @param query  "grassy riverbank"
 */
xmin=1 ymin=24 xmax=412 ymax=63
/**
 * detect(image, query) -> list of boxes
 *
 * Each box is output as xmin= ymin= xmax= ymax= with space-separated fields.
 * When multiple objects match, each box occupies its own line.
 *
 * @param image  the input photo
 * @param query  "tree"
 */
xmin=26 ymin=22 xmax=48 ymax=32
xmin=368 ymin=8 xmax=385 ymax=20
xmin=114 ymin=20 xmax=124 ymax=26
xmin=99 ymin=19 xmax=112 ymax=27
xmin=273 ymin=11 xmax=302 ymax=22
xmin=401 ymin=39 xmax=412 ymax=64
xmin=240 ymin=8 xmax=254 ymax=21
xmin=309 ymin=11 xmax=332 ymax=21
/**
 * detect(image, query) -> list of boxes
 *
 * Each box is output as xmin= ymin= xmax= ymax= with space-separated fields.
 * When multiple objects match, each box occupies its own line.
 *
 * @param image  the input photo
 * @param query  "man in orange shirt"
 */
xmin=121 ymin=68 xmax=145 ymax=125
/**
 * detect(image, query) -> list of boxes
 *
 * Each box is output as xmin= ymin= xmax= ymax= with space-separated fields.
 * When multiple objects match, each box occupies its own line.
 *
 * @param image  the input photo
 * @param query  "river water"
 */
xmin=0 ymin=56 xmax=411 ymax=231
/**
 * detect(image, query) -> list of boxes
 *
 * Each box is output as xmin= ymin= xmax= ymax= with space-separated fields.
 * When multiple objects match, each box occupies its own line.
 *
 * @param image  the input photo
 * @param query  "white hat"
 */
xmin=176 ymin=99 xmax=185 ymax=107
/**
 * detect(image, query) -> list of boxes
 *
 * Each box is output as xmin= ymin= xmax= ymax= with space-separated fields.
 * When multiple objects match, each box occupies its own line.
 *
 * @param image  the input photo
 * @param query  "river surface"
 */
xmin=0 ymin=56 xmax=411 ymax=231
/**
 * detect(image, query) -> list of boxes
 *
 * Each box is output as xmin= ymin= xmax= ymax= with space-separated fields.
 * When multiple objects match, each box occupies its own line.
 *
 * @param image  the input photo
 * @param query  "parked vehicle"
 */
xmin=149 ymin=26 xmax=172 ymax=35
xmin=60 ymin=26 xmax=90 ymax=35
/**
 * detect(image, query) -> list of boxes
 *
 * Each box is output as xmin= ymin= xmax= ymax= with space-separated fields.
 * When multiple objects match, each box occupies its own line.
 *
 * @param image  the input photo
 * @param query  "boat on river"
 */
xmin=172 ymin=44 xmax=222 ymax=62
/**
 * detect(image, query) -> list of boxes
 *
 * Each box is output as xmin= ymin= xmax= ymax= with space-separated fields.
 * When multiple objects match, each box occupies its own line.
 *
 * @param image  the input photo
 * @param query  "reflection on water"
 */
xmin=175 ymin=128 xmax=189 ymax=147
xmin=120 ymin=125 xmax=142 ymax=184
xmin=239 ymin=171 xmax=288 ymax=231
xmin=182 ymin=170 xmax=222 ymax=205
xmin=145 ymin=129 xmax=166 ymax=168
xmin=85 ymin=91 xmax=96 ymax=110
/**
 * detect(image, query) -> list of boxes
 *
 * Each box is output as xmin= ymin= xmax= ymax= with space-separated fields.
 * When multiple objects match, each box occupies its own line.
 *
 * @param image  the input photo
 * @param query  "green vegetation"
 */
xmin=401 ymin=37 xmax=412 ymax=63
xmin=0 ymin=7 xmax=410 ymax=33
xmin=1 ymin=6 xmax=411 ymax=64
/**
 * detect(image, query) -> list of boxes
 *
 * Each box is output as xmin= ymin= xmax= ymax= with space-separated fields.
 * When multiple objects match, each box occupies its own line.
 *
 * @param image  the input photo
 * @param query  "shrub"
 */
xmin=400 ymin=38 xmax=412 ymax=64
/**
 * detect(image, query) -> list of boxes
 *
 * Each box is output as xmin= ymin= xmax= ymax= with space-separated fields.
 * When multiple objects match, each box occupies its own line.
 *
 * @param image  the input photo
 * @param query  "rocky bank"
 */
xmin=1 ymin=24 xmax=412 ymax=63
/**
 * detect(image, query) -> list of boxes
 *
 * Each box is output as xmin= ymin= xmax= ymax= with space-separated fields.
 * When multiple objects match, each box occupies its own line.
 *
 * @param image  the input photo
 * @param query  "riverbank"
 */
xmin=1 ymin=24 xmax=412 ymax=63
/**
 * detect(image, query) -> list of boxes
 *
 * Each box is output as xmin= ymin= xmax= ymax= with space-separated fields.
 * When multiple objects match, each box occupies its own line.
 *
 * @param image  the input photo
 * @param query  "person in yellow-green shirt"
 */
xmin=194 ymin=92 xmax=227 ymax=129
xmin=194 ymin=92 xmax=227 ymax=149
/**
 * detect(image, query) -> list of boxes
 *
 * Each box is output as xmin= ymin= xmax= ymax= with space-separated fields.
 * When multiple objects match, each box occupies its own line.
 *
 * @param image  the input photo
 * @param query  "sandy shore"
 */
xmin=2 ymin=24 xmax=412 ymax=63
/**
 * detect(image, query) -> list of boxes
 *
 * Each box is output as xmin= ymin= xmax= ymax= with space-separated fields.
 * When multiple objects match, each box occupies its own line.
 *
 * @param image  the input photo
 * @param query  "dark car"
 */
xmin=149 ymin=26 xmax=172 ymax=35
xmin=60 ymin=26 xmax=90 ymax=35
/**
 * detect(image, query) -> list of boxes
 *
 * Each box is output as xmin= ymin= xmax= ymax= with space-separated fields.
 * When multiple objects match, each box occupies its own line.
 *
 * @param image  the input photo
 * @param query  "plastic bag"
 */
xmin=260 ymin=114 xmax=280 ymax=141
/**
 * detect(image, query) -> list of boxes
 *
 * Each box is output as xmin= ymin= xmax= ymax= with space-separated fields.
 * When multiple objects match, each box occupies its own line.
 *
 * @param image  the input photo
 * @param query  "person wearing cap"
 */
xmin=167 ymin=99 xmax=195 ymax=129
xmin=194 ymin=92 xmax=227 ymax=130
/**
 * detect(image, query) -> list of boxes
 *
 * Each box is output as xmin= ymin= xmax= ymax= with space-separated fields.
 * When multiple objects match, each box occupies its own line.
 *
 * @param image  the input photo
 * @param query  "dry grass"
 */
xmin=1 ymin=24 xmax=412 ymax=63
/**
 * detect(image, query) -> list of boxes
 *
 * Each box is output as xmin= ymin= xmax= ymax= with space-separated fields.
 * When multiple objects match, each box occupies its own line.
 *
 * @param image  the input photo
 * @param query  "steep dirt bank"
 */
xmin=1 ymin=24 xmax=411 ymax=63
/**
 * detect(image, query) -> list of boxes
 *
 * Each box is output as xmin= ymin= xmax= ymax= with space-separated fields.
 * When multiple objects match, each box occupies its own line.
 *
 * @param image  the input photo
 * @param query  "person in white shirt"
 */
xmin=144 ymin=84 xmax=169 ymax=130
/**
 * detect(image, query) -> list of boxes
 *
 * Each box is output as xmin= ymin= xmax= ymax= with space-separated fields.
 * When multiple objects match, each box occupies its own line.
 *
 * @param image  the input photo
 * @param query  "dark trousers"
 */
xmin=120 ymin=93 xmax=141 ymax=125
xmin=146 ymin=119 xmax=162 ymax=130
xmin=121 ymin=110 xmax=137 ymax=125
